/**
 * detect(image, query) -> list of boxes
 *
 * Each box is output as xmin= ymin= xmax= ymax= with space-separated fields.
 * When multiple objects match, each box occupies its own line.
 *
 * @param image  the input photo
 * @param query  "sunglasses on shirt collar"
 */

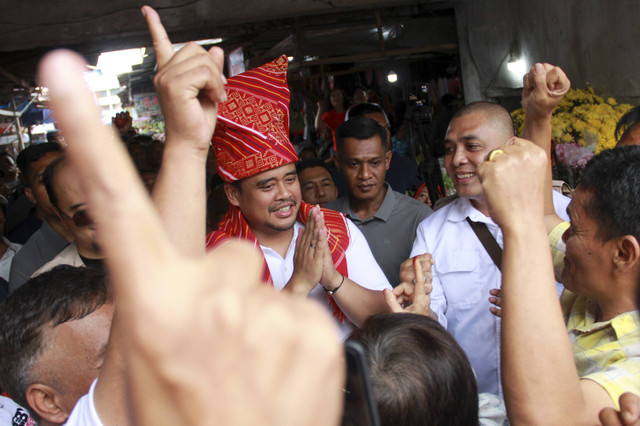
xmin=58 ymin=209 xmax=94 ymax=227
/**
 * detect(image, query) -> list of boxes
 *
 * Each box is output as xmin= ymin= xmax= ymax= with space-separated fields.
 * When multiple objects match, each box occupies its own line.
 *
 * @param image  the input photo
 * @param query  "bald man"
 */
xmin=401 ymin=87 xmax=578 ymax=396
xmin=400 ymin=102 xmax=513 ymax=396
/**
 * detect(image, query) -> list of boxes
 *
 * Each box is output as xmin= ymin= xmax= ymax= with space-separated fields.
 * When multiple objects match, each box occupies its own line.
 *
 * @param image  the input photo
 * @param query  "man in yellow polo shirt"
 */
xmin=481 ymin=141 xmax=640 ymax=425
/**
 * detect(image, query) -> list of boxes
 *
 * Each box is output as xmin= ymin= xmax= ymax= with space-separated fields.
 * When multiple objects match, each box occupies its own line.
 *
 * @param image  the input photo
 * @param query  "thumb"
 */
xmin=384 ymin=288 xmax=403 ymax=313
xmin=204 ymin=46 xmax=227 ymax=104
xmin=530 ymin=63 xmax=547 ymax=93
xmin=208 ymin=47 xmax=227 ymax=84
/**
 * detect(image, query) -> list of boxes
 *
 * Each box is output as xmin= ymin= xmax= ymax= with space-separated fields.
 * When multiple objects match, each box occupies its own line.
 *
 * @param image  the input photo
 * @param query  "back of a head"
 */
xmin=0 ymin=266 xmax=111 ymax=413
xmin=451 ymin=101 xmax=516 ymax=141
xmin=16 ymin=143 xmax=63 ymax=183
xmin=336 ymin=116 xmax=388 ymax=154
xmin=348 ymin=313 xmax=479 ymax=426
xmin=579 ymin=145 xmax=640 ymax=242
xmin=296 ymin=158 xmax=329 ymax=175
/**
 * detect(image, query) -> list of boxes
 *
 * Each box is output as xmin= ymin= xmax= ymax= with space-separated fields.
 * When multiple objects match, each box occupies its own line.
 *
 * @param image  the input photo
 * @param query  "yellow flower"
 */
xmin=512 ymin=87 xmax=633 ymax=154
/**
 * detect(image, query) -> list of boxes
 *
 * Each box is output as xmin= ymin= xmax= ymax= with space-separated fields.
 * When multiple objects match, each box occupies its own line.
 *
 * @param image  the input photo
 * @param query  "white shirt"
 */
xmin=552 ymin=189 xmax=571 ymax=221
xmin=412 ymin=197 xmax=503 ymax=395
xmin=262 ymin=220 xmax=391 ymax=340
xmin=411 ymin=194 xmax=570 ymax=396
xmin=64 ymin=379 xmax=102 ymax=426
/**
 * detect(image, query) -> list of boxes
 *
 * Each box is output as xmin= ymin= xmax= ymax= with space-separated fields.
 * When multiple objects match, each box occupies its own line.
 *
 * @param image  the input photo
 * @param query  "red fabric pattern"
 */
xmin=213 ymin=55 xmax=298 ymax=182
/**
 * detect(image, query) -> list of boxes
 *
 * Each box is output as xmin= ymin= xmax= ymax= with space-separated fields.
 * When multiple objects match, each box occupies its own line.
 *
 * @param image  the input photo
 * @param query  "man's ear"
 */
xmin=26 ymin=383 xmax=70 ymax=425
xmin=334 ymin=154 xmax=342 ymax=171
xmin=385 ymin=150 xmax=392 ymax=171
xmin=613 ymin=235 xmax=640 ymax=272
xmin=223 ymin=183 xmax=241 ymax=207
xmin=24 ymin=186 xmax=36 ymax=204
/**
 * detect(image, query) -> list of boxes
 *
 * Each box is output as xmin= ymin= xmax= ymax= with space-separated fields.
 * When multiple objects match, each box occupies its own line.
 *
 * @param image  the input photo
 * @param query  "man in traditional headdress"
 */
xmin=206 ymin=56 xmax=391 ymax=338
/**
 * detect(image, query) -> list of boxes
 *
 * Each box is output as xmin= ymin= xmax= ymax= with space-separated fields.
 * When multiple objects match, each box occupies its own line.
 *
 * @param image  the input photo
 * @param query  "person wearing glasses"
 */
xmin=31 ymin=156 xmax=102 ymax=276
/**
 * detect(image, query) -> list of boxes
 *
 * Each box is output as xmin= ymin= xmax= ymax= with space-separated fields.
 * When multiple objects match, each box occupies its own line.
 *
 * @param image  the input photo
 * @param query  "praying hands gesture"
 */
xmin=287 ymin=205 xmax=387 ymax=328
xmin=38 ymin=5 xmax=344 ymax=426
xmin=286 ymin=205 xmax=327 ymax=295
xmin=387 ymin=255 xmax=437 ymax=319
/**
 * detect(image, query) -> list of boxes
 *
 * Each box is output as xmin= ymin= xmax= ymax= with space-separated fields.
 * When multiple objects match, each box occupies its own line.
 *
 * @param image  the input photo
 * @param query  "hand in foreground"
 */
xmin=521 ymin=62 xmax=570 ymax=117
xmin=600 ymin=393 xmax=640 ymax=426
xmin=39 ymin=47 xmax=344 ymax=426
xmin=385 ymin=255 xmax=434 ymax=318
xmin=477 ymin=138 xmax=548 ymax=231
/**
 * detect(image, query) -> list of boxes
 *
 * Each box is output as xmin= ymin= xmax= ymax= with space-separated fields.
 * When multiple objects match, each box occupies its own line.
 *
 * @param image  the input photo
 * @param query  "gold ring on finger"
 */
xmin=487 ymin=148 xmax=505 ymax=162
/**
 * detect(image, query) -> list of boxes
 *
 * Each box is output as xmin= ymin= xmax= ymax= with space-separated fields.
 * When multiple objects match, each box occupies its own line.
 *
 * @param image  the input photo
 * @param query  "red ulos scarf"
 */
xmin=205 ymin=201 xmax=350 ymax=322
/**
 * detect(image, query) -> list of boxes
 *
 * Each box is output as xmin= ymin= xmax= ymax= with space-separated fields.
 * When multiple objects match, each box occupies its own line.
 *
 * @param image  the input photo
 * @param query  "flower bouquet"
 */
xmin=512 ymin=85 xmax=632 ymax=188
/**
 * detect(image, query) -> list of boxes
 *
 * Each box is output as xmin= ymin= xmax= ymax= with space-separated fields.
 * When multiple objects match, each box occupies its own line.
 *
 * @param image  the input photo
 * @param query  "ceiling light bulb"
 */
xmin=387 ymin=71 xmax=398 ymax=83
xmin=507 ymin=56 xmax=526 ymax=77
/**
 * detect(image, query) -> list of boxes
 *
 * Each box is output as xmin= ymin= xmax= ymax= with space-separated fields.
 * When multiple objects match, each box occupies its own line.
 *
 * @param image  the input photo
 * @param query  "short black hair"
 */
xmin=451 ymin=101 xmax=516 ymax=138
xmin=16 ymin=143 xmax=62 ymax=186
xmin=207 ymin=174 xmax=230 ymax=229
xmin=296 ymin=158 xmax=330 ymax=175
xmin=615 ymin=105 xmax=640 ymax=142
xmin=579 ymin=145 xmax=640 ymax=243
xmin=42 ymin=155 xmax=66 ymax=210
xmin=335 ymin=116 xmax=388 ymax=154
xmin=346 ymin=102 xmax=389 ymax=124
xmin=347 ymin=313 xmax=479 ymax=426
xmin=0 ymin=266 xmax=111 ymax=413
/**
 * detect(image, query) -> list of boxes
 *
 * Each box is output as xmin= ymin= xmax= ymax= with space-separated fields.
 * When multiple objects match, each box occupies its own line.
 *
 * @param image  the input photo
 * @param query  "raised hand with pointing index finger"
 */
xmin=142 ymin=5 xmax=227 ymax=255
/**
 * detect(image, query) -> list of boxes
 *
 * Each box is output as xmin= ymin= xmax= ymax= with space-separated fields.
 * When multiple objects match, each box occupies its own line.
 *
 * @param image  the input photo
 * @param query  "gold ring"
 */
xmin=487 ymin=149 xmax=505 ymax=162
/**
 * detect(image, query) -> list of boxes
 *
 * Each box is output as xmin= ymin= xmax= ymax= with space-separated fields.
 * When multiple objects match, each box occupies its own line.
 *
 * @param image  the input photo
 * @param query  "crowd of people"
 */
xmin=0 ymin=5 xmax=639 ymax=425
